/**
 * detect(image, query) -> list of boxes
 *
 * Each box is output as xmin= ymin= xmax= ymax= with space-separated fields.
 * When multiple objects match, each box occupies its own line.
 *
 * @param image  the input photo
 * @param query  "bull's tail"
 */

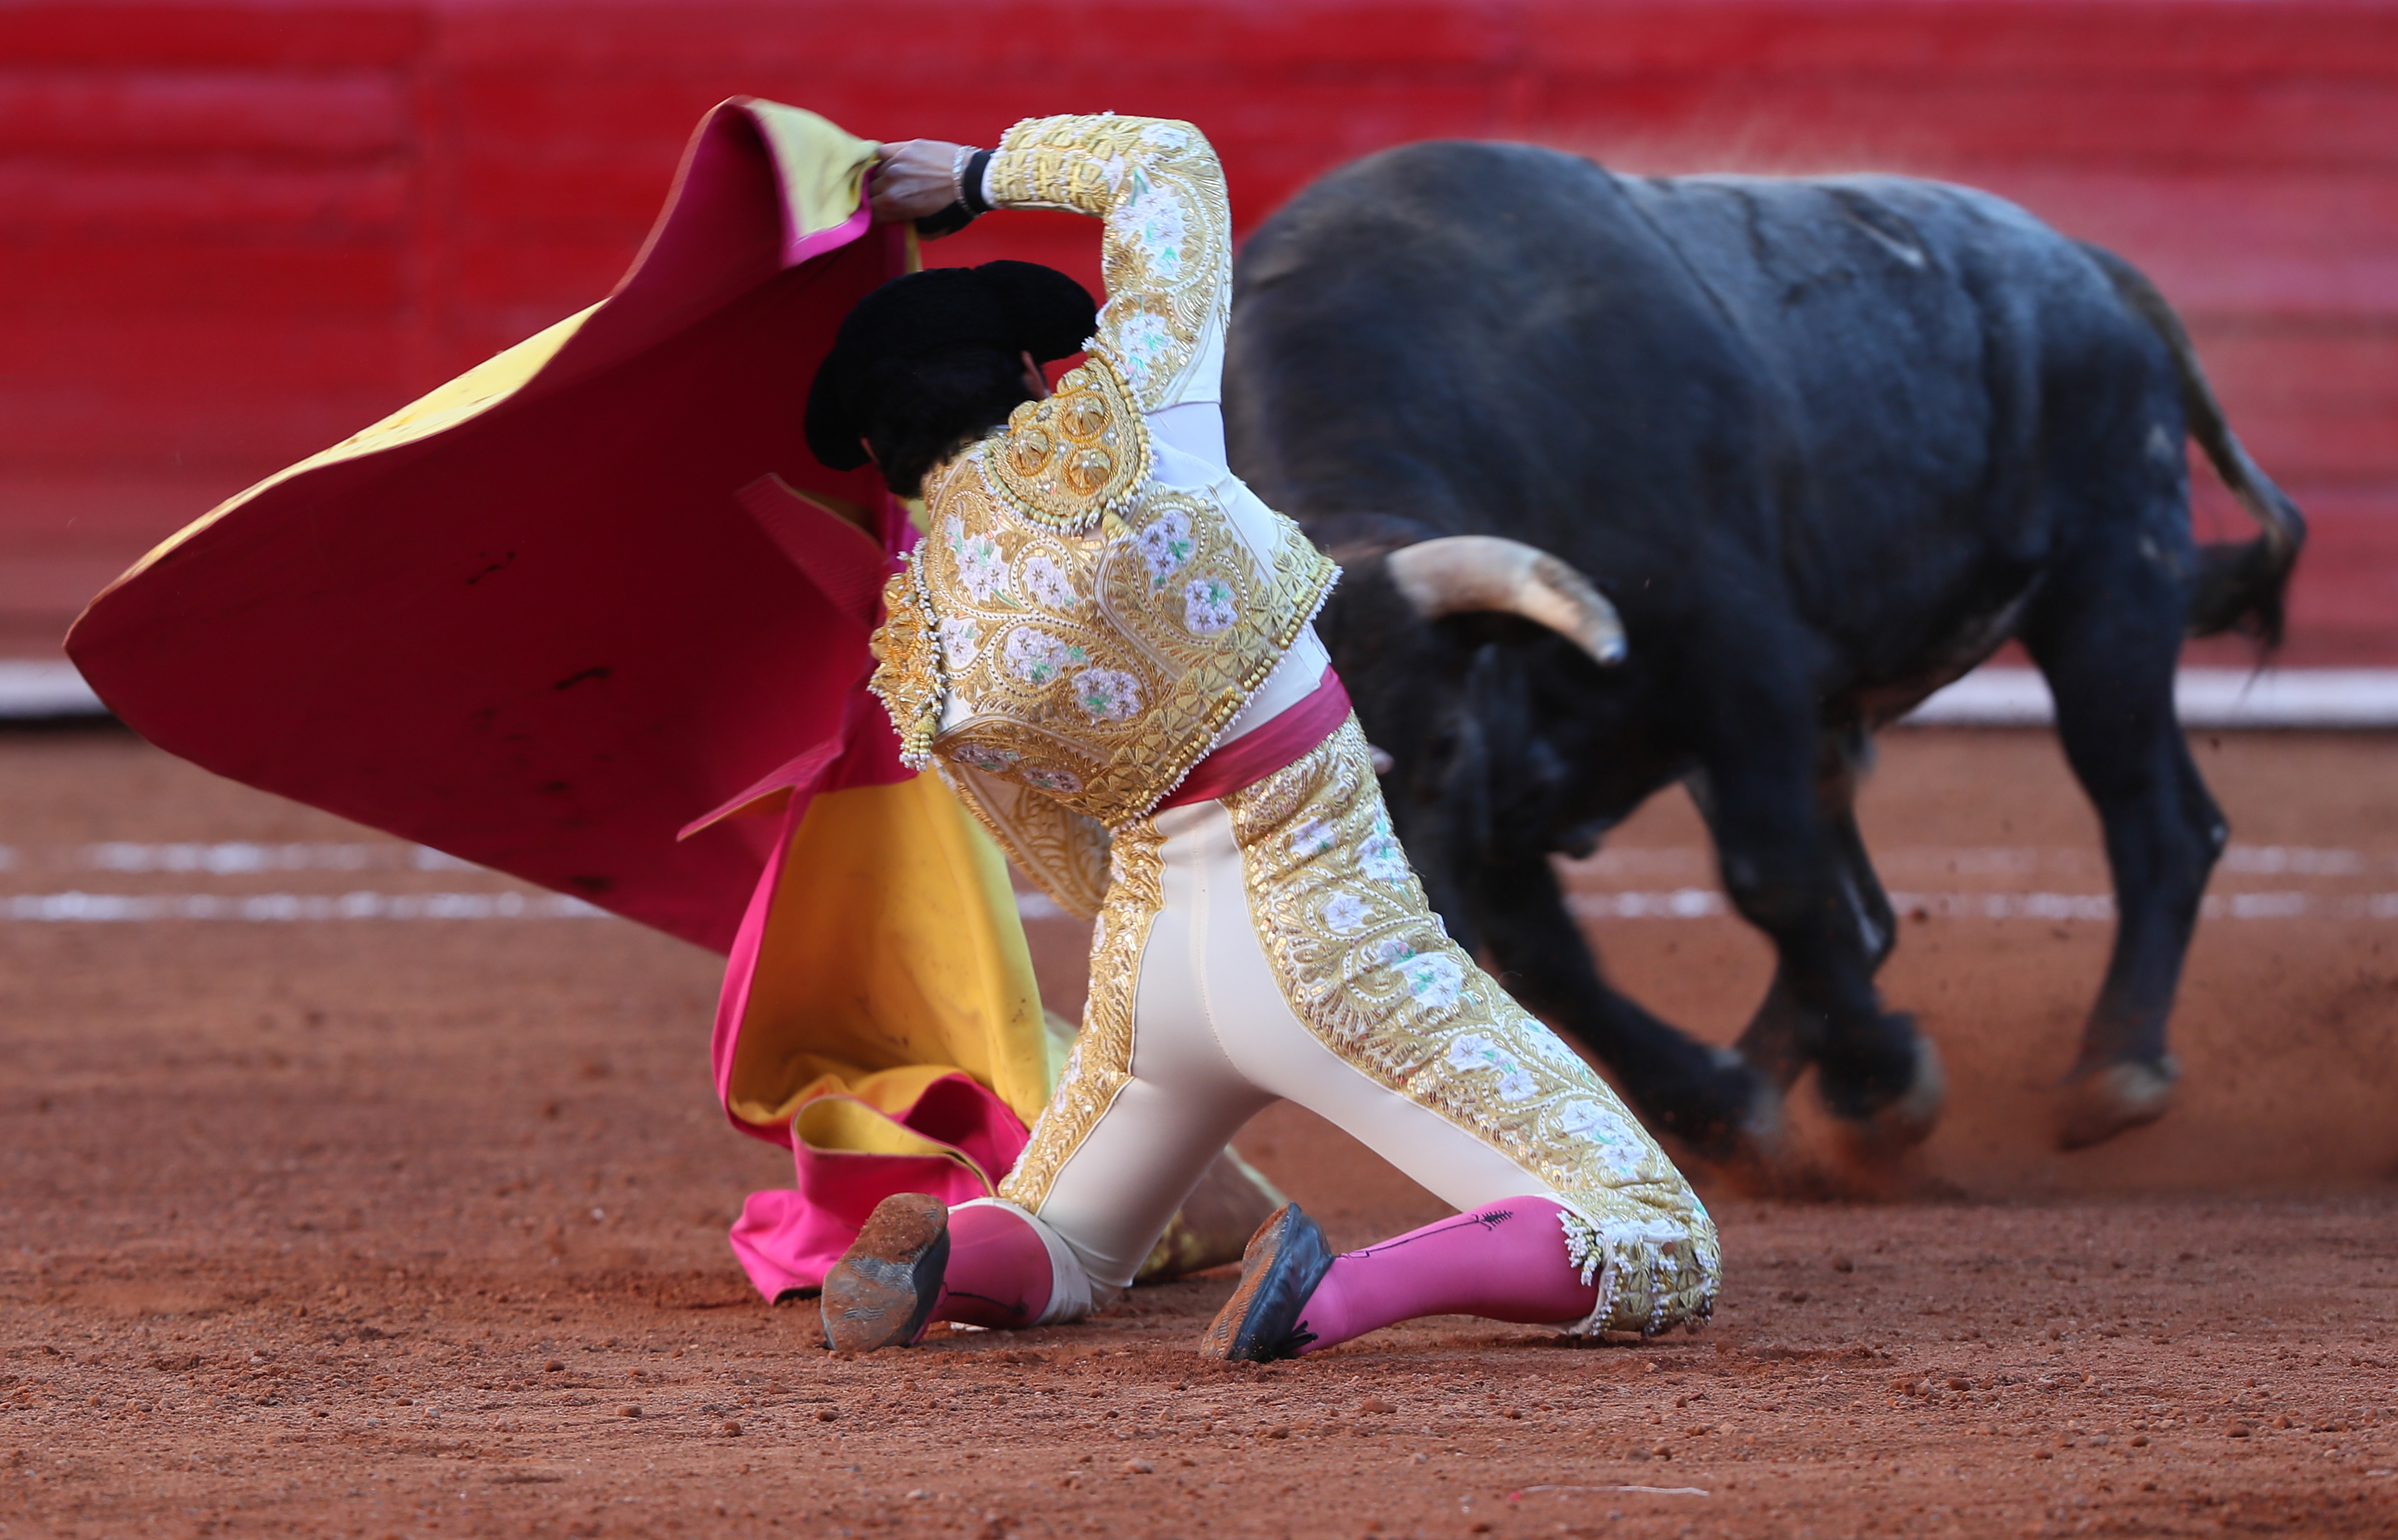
xmin=2078 ymin=240 xmax=2307 ymax=648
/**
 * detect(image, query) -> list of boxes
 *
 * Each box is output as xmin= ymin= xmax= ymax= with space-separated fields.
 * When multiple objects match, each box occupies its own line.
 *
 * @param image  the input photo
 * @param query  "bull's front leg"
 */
xmin=1692 ymin=711 xmax=1943 ymax=1156
xmin=1460 ymin=849 xmax=1778 ymax=1162
xmin=1729 ymin=806 xmax=1898 ymax=1093
xmin=1728 ymin=729 xmax=1899 ymax=1093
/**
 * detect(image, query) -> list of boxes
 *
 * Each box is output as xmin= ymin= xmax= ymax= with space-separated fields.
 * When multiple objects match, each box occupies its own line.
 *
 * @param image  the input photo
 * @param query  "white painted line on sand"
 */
xmin=1511 ymin=1485 xmax=1709 ymax=1498
xmin=1565 ymin=844 xmax=2397 ymax=879
xmin=76 ymin=841 xmax=478 ymax=874
xmin=10 ymin=660 xmax=2397 ymax=727
xmin=1010 ymin=887 xmax=2398 ymax=925
xmin=1904 ymin=667 xmax=2398 ymax=729
xmin=0 ymin=891 xmax=609 ymax=922
xmin=1559 ymin=890 xmax=2398 ymax=922
xmin=0 ymin=842 xmax=492 ymax=873
xmin=0 ymin=661 xmax=104 ymax=718
xmin=1 ymin=884 xmax=2386 ymax=924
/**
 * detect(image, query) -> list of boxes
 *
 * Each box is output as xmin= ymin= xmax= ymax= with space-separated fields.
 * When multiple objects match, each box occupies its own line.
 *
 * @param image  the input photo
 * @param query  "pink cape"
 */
xmin=67 ymin=99 xmax=909 ymax=952
xmin=65 ymin=100 xmax=1046 ymax=1301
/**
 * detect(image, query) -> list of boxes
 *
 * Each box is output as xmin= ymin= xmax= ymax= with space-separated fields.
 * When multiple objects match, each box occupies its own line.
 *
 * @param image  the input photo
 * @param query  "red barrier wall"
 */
xmin=3 ymin=0 xmax=2392 ymax=662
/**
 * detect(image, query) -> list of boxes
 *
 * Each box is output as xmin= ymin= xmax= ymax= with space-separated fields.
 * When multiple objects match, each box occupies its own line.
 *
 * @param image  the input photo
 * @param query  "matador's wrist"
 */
xmin=916 ymin=147 xmax=994 ymax=239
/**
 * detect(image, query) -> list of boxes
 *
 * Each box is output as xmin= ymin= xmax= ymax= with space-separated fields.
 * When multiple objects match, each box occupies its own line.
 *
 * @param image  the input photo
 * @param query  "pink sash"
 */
xmin=1157 ymin=668 xmax=1353 ymax=810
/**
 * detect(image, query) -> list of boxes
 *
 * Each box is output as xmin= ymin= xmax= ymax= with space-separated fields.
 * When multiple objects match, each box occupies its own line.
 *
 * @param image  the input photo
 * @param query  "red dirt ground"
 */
xmin=2 ymin=726 xmax=2394 ymax=1539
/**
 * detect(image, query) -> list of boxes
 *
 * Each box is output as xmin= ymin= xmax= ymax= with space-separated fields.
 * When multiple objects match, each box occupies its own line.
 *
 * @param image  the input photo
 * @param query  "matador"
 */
xmin=810 ymin=115 xmax=1720 ymax=1360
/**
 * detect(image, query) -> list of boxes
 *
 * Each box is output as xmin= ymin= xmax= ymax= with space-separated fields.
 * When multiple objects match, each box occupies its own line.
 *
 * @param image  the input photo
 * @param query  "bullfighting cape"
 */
xmin=65 ymin=100 xmax=1059 ymax=1299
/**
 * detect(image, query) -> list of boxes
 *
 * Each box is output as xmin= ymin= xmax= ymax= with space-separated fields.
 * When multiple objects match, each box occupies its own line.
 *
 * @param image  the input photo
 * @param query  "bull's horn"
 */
xmin=1383 ymin=536 xmax=1627 ymax=666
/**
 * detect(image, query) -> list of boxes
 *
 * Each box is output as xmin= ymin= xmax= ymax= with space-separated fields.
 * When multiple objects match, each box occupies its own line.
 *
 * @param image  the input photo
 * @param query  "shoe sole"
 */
xmin=1198 ymin=1203 xmax=1304 ymax=1363
xmin=820 ymin=1193 xmax=949 ymax=1354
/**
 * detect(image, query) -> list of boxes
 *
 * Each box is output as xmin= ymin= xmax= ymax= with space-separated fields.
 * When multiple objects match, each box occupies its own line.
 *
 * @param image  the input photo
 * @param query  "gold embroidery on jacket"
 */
xmin=900 ymin=447 xmax=1337 ymax=830
xmin=862 ymin=110 xmax=1326 ymax=842
xmin=936 ymin=760 xmax=1112 ymax=922
xmin=997 ymin=818 xmax=1165 ymax=1209
xmin=868 ymin=557 xmax=943 ymax=769
xmin=987 ymin=114 xmax=1229 ymax=413
xmin=985 ymin=348 xmax=1150 ymax=534
xmin=1223 ymin=721 xmax=1720 ymax=1335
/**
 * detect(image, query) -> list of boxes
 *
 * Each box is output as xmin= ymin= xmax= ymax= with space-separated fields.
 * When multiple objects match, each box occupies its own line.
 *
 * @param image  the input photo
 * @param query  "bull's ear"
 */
xmin=1384 ymin=536 xmax=1626 ymax=667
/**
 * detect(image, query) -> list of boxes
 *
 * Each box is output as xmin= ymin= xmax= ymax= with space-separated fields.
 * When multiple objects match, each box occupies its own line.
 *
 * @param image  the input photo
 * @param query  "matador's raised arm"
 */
xmin=983 ymin=114 xmax=1232 ymax=416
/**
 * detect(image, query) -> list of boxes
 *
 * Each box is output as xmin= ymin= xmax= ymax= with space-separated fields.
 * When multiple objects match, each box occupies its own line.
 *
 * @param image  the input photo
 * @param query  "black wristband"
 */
xmin=961 ymin=149 xmax=994 ymax=216
xmin=915 ymin=201 xmax=975 ymax=238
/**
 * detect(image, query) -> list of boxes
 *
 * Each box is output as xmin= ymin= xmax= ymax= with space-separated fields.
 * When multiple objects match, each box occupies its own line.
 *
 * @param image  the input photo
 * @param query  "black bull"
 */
xmin=1223 ymin=142 xmax=2303 ymax=1167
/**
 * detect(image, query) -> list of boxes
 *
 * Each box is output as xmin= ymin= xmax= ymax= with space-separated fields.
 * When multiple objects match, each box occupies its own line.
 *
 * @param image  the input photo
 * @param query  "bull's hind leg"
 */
xmin=2023 ymin=554 xmax=2226 ymax=1149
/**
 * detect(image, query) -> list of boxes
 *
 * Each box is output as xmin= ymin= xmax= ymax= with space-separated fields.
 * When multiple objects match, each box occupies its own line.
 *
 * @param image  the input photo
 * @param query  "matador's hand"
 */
xmin=871 ymin=139 xmax=971 ymax=226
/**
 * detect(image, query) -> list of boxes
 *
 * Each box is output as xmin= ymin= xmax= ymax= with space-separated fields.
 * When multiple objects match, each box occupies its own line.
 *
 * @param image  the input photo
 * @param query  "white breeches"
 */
xmin=1027 ymin=798 xmax=1568 ymax=1292
xmin=991 ymin=720 xmax=1717 ymax=1333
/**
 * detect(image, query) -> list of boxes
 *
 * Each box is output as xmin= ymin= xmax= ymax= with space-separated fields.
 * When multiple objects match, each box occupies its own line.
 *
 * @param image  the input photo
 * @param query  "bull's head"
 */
xmin=1310 ymin=518 xmax=1645 ymax=945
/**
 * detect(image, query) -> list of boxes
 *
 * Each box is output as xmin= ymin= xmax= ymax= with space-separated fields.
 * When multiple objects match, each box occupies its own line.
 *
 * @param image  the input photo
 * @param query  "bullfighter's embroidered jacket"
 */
xmin=869 ymin=113 xmax=1339 ymax=917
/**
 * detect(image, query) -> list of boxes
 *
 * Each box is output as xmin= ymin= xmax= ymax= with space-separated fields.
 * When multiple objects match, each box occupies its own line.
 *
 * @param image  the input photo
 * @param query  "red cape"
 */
xmin=67 ymin=99 xmax=911 ymax=953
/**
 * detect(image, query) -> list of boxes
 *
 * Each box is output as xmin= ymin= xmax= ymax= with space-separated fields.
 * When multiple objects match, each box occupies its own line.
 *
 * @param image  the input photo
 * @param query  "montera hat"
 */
xmin=805 ymin=261 xmax=1096 ymax=470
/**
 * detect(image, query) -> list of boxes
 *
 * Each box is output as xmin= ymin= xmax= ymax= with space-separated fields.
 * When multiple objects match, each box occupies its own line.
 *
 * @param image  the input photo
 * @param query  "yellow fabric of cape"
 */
xmin=724 ymin=774 xmax=1063 ymax=1146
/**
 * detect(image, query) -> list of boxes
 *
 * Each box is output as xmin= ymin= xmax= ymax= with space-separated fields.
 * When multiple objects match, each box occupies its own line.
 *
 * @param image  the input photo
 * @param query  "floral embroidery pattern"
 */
xmin=1132 ymin=508 xmax=1193 ymax=589
xmin=910 ymin=457 xmax=1335 ymax=828
xmin=1183 ymin=576 xmax=1237 ymax=635
xmin=947 ymin=517 xmax=1008 ymax=602
xmin=1445 ymin=1033 xmax=1542 ymax=1102
xmin=1112 ymin=314 xmax=1173 ymax=392
xmin=938 ymin=617 xmax=981 ymax=671
xmin=1001 ymin=819 xmax=1167 ymax=1215
xmin=1071 ymin=668 xmax=1143 ymax=724
xmin=950 ymin=742 xmax=1020 ymax=775
xmin=1021 ymin=553 xmax=1080 ymax=612
xmin=1358 ymin=814 xmax=1410 ymax=883
xmin=1401 ymin=950 xmax=1465 ymax=1010
xmin=1002 ymin=627 xmax=1084 ymax=687
xmin=936 ymin=761 xmax=1113 ymax=925
xmin=1526 ymin=1025 xmax=1586 ymax=1070
xmin=1122 ymin=175 xmax=1189 ymax=281
xmin=1557 ymin=1101 xmax=1650 ymax=1180
xmin=1021 ymin=762 xmax=1085 ymax=795
xmin=1321 ymin=892 xmax=1368 ymax=933
xmin=1223 ymin=721 xmax=1719 ymax=1336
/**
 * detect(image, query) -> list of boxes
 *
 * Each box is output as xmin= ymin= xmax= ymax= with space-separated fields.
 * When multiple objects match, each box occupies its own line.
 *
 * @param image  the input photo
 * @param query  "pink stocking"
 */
xmin=933 ymin=1203 xmax=1053 ymax=1329
xmin=1295 ymin=1197 xmax=1595 ymax=1353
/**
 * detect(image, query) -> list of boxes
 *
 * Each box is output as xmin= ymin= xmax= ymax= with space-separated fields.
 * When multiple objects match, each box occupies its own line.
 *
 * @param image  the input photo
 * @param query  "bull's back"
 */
xmin=1230 ymin=144 xmax=2165 ymax=663
xmin=1229 ymin=141 xmax=1768 ymax=572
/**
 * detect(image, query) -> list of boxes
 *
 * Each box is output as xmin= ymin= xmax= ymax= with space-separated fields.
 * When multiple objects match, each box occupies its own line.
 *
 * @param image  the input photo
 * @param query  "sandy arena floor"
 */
xmin=1 ymin=726 xmax=2394 ymax=1539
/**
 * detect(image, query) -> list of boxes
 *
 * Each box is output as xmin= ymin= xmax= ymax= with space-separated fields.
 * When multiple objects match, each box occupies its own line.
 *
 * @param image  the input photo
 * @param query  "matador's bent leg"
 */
xmin=825 ymin=721 xmax=1719 ymax=1356
xmin=1186 ymin=721 xmax=1719 ymax=1356
xmin=823 ymin=809 xmax=1274 ymax=1351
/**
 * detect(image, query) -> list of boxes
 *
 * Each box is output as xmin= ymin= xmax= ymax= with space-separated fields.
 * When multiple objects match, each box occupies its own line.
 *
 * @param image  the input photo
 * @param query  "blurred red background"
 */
xmin=3 ymin=0 xmax=2391 ymax=664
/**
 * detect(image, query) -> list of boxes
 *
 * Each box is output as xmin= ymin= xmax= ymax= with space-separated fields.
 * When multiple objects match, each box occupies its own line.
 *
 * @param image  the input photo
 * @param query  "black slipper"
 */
xmin=1198 ymin=1203 xmax=1335 ymax=1362
xmin=819 ymin=1193 xmax=950 ymax=1353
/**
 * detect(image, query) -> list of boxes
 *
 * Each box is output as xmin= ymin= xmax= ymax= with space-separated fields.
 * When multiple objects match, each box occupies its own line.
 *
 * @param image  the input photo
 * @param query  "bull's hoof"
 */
xmin=1690 ymin=1047 xmax=1798 ymax=1190
xmin=2056 ymin=1055 xmax=2179 ymax=1150
xmin=1827 ymin=1033 xmax=1946 ymax=1164
xmin=1648 ymin=1045 xmax=1790 ymax=1183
